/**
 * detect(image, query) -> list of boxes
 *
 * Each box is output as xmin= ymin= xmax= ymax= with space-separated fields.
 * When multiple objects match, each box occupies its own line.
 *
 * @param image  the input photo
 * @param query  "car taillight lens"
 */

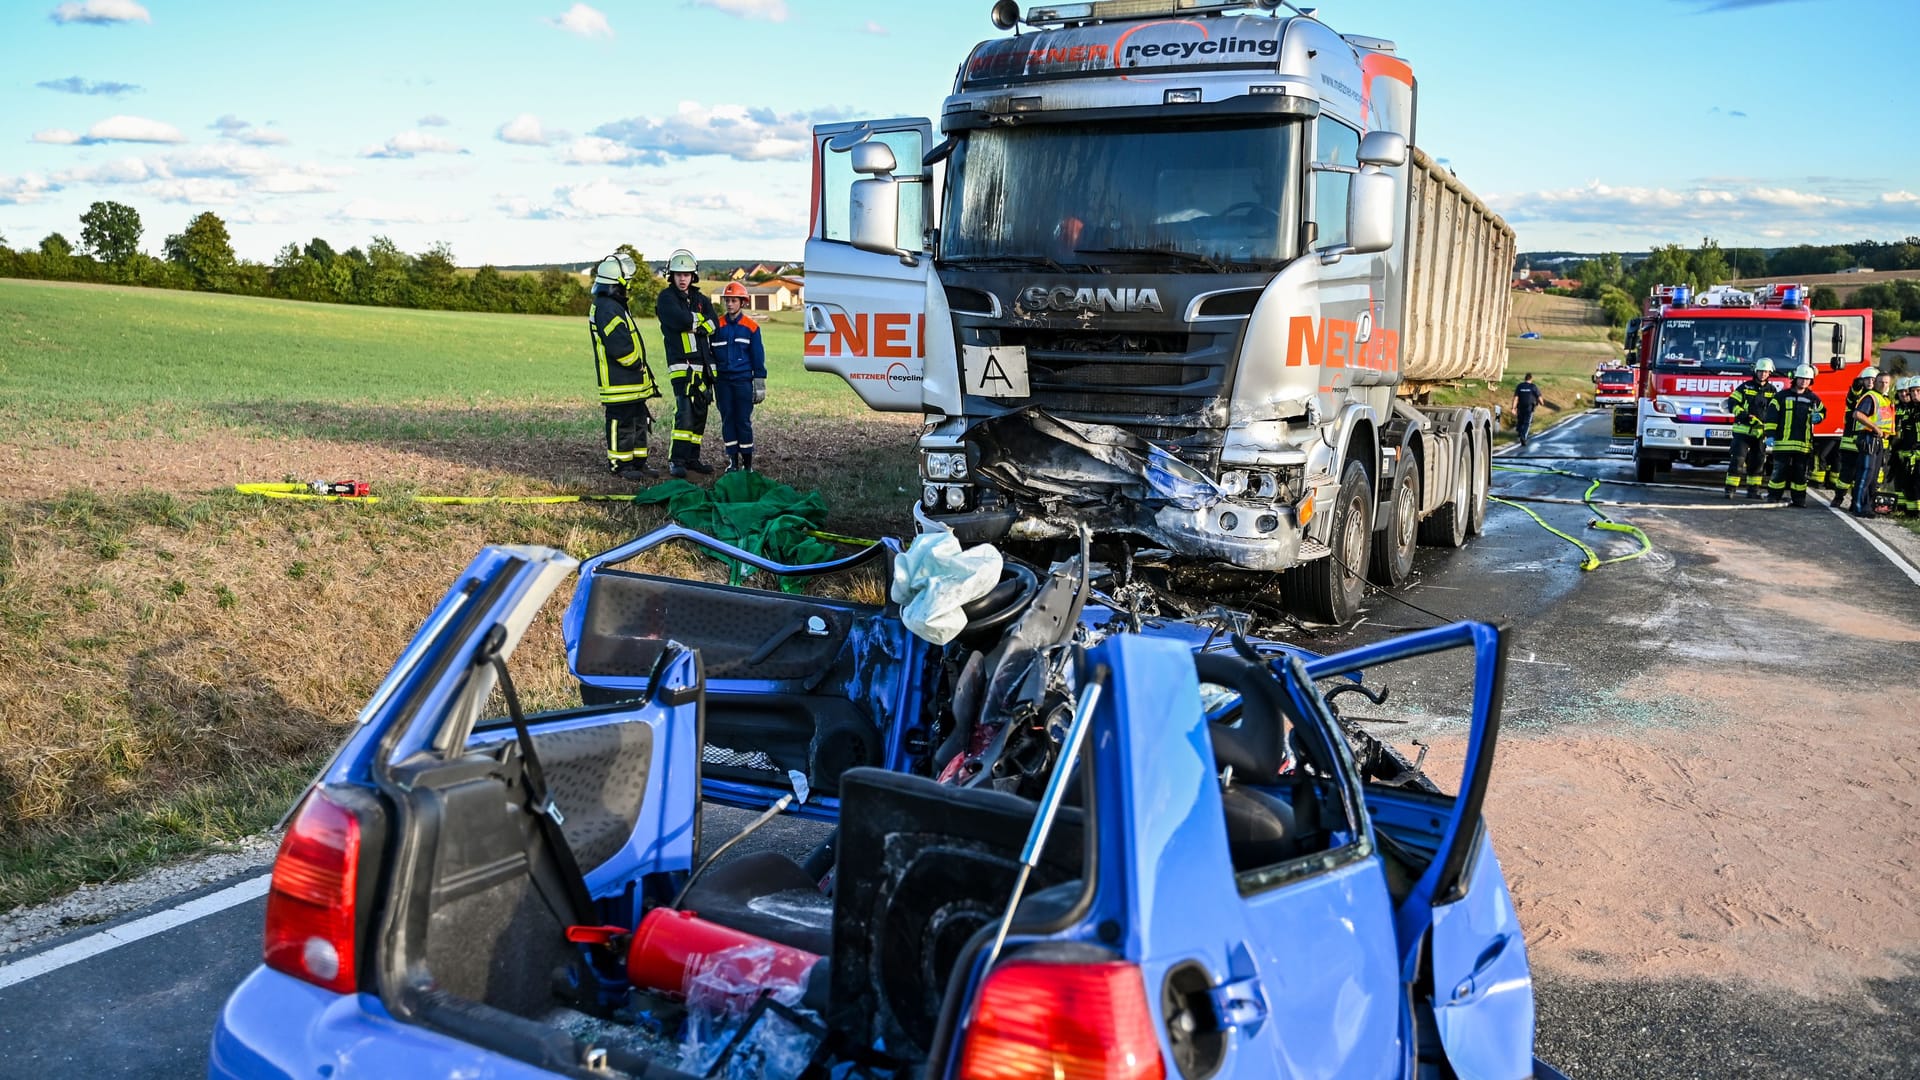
xmin=956 ymin=959 xmax=1166 ymax=1080
xmin=263 ymin=787 xmax=361 ymax=994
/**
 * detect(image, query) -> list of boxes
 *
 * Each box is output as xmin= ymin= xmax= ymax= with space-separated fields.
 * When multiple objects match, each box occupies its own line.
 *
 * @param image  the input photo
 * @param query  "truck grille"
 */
xmin=1034 ymin=361 xmax=1207 ymax=387
xmin=1001 ymin=328 xmax=1196 ymax=354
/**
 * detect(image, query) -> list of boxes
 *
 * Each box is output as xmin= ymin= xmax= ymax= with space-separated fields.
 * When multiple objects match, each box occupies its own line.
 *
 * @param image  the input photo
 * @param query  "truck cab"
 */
xmin=801 ymin=1 xmax=1509 ymax=625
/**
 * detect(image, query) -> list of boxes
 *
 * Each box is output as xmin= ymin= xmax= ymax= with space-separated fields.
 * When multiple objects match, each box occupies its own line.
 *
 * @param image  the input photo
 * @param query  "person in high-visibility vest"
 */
xmin=1829 ymin=366 xmax=1876 ymax=502
xmin=1848 ymin=371 xmax=1896 ymax=517
xmin=1763 ymin=363 xmax=1825 ymax=507
xmin=655 ymin=248 xmax=719 ymax=478
xmin=588 ymin=253 xmax=660 ymax=477
xmin=1722 ymin=358 xmax=1775 ymax=498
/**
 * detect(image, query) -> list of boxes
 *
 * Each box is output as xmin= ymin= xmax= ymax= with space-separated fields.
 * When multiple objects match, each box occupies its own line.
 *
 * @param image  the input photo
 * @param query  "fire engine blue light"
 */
xmin=1672 ymin=284 xmax=1691 ymax=305
xmin=1782 ymin=285 xmax=1801 ymax=307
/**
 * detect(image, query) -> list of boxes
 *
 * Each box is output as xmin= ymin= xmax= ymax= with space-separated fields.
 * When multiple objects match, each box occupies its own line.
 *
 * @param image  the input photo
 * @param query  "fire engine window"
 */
xmin=819 ymin=128 xmax=925 ymax=252
xmin=1311 ymin=117 xmax=1360 ymax=250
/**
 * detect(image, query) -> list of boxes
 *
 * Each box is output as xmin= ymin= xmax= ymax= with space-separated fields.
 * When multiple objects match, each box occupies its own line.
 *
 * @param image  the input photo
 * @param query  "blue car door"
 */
xmin=1301 ymin=622 xmax=1537 ymax=1080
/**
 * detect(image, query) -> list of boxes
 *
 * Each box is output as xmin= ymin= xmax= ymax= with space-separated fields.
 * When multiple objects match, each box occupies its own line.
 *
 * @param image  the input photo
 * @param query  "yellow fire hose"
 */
xmin=1489 ymin=465 xmax=1654 ymax=572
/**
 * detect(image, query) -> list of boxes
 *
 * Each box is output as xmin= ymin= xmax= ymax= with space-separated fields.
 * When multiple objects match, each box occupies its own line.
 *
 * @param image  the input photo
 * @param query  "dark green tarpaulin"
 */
xmin=634 ymin=471 xmax=838 ymax=592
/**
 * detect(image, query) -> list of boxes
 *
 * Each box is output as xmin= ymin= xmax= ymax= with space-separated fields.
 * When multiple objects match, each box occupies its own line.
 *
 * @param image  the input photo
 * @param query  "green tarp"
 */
xmin=634 ymin=471 xmax=838 ymax=592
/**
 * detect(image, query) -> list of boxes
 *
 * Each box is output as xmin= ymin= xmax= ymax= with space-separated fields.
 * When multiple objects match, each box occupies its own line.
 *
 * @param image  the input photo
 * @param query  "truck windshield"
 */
xmin=940 ymin=118 xmax=1302 ymax=273
xmin=1654 ymin=318 xmax=1808 ymax=375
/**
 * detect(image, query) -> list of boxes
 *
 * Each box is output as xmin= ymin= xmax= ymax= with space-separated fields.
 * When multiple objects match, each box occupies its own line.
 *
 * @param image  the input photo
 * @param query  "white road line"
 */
xmin=1825 ymin=505 xmax=1920 ymax=588
xmin=0 ymin=873 xmax=270 ymax=991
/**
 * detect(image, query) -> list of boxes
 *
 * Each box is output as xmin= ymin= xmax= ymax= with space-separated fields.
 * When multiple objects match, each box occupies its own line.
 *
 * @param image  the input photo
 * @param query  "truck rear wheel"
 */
xmin=1367 ymin=463 xmax=1418 ymax=588
xmin=1285 ymin=459 xmax=1373 ymax=624
xmin=1418 ymin=439 xmax=1470 ymax=549
xmin=1466 ymin=426 xmax=1491 ymax=537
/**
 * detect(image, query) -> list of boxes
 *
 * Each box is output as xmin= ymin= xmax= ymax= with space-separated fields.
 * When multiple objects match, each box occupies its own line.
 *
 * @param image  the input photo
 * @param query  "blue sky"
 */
xmin=2 ymin=0 xmax=1913 ymax=265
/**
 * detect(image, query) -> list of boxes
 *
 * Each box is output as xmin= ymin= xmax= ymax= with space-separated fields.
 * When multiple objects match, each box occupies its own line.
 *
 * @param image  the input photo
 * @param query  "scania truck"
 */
xmin=801 ymin=0 xmax=1516 ymax=623
xmin=1622 ymin=282 xmax=1873 ymax=481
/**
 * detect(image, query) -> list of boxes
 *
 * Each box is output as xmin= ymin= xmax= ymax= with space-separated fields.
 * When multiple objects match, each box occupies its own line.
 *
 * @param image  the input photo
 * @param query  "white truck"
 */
xmin=801 ymin=0 xmax=1515 ymax=623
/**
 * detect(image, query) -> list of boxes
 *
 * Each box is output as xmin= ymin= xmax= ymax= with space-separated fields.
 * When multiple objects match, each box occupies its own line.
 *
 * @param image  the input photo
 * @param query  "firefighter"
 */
xmin=1723 ymin=358 xmax=1775 ymax=498
xmin=710 ymin=281 xmax=768 ymax=472
xmin=1848 ymin=370 xmax=1896 ymax=517
xmin=1764 ymin=363 xmax=1825 ymax=507
xmin=588 ymin=252 xmax=659 ymax=477
xmin=655 ymin=248 xmax=719 ymax=478
xmin=1829 ymin=366 xmax=1876 ymax=503
xmin=1893 ymin=376 xmax=1920 ymax=516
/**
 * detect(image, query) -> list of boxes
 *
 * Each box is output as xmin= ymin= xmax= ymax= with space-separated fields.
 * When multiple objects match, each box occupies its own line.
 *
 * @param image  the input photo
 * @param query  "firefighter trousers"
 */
xmin=1725 ymin=433 xmax=1767 ymax=491
xmin=713 ymin=378 xmax=756 ymax=464
xmin=1767 ymin=451 xmax=1811 ymax=506
xmin=603 ymin=400 xmax=651 ymax=470
xmin=671 ymin=389 xmax=710 ymax=465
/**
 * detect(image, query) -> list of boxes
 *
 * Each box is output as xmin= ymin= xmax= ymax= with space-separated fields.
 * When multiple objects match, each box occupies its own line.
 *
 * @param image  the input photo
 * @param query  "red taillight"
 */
xmin=956 ymin=960 xmax=1167 ymax=1080
xmin=263 ymin=787 xmax=361 ymax=994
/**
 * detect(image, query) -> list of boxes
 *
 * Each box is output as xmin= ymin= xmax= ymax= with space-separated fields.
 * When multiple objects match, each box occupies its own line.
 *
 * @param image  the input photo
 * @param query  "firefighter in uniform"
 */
xmin=710 ymin=281 xmax=769 ymax=472
xmin=655 ymin=249 xmax=719 ymax=478
xmin=1829 ymin=366 xmax=1876 ymax=502
xmin=588 ymin=253 xmax=659 ymax=477
xmin=1893 ymin=376 xmax=1920 ymax=516
xmin=1722 ymin=358 xmax=1775 ymax=498
xmin=1764 ymin=363 xmax=1825 ymax=507
xmin=1849 ymin=370 xmax=1896 ymax=517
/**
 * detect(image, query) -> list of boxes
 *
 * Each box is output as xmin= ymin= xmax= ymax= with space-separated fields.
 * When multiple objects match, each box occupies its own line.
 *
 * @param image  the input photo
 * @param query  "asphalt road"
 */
xmin=2 ymin=409 xmax=1915 ymax=1078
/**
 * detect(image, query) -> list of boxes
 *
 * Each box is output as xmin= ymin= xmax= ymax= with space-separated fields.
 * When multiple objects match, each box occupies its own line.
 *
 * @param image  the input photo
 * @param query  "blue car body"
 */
xmin=213 ymin=527 xmax=1552 ymax=1079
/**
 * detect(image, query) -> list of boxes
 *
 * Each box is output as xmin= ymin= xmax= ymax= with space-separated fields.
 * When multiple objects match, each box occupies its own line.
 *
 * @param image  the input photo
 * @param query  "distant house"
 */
xmin=745 ymin=276 xmax=803 ymax=312
xmin=1548 ymin=278 xmax=1581 ymax=291
xmin=1880 ymin=335 xmax=1920 ymax=371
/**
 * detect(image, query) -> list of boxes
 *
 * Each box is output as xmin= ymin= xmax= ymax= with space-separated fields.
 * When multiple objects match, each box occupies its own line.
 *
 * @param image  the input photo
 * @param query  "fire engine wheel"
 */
xmin=1284 ymin=459 xmax=1373 ymax=624
xmin=1418 ymin=440 xmax=1470 ymax=549
xmin=1634 ymin=449 xmax=1658 ymax=483
xmin=1467 ymin=425 xmax=1491 ymax=536
xmin=1367 ymin=463 xmax=1418 ymax=589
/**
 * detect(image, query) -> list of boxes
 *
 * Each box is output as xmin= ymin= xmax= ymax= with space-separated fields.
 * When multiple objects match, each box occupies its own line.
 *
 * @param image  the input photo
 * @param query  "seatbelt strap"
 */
xmin=477 ymin=626 xmax=598 ymax=924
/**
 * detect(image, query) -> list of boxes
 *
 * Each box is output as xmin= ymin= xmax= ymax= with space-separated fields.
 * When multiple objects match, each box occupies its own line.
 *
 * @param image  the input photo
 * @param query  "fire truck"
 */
xmin=1622 ymin=282 xmax=1872 ymax=482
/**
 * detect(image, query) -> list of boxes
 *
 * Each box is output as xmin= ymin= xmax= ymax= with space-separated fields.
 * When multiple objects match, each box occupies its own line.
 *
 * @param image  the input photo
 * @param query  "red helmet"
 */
xmin=722 ymin=281 xmax=750 ymax=299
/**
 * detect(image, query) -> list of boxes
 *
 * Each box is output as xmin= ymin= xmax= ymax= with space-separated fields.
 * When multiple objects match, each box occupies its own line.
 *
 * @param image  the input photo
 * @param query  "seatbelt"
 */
xmin=476 ymin=625 xmax=598 ymax=925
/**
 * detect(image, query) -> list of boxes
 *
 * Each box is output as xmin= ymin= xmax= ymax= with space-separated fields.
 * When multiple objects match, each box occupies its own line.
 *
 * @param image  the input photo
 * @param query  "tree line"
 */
xmin=0 ymin=200 xmax=669 ymax=318
xmin=1563 ymin=236 xmax=1920 ymax=342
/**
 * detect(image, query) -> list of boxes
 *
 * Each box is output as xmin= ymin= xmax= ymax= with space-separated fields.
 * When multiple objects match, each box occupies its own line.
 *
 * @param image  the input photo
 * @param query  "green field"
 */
xmin=1433 ymin=290 xmax=1619 ymax=440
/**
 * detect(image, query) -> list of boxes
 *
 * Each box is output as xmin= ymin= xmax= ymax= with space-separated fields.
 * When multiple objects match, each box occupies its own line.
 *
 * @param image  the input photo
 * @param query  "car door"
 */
xmin=1300 ymin=620 xmax=1536 ymax=1080
xmin=803 ymin=117 xmax=960 ymax=415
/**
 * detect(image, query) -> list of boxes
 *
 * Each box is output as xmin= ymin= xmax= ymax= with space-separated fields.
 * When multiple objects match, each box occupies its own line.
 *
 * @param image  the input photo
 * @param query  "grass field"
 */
xmin=1732 ymin=270 xmax=1920 ymax=306
xmin=0 ymin=276 xmax=1613 ymax=911
xmin=1433 ymin=290 xmax=1619 ymax=440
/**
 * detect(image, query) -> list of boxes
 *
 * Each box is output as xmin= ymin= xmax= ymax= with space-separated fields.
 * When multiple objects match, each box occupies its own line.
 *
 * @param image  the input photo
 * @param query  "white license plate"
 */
xmin=1706 ymin=428 xmax=1731 ymax=439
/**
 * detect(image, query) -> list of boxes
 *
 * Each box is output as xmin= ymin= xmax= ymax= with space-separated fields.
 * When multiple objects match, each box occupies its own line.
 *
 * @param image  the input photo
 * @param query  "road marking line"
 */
xmin=1825 ymin=505 xmax=1920 ymax=588
xmin=0 ymin=873 xmax=270 ymax=991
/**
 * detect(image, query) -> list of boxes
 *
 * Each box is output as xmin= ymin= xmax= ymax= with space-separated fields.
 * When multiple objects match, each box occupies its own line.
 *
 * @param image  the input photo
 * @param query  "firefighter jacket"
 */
xmin=1858 ymin=390 xmax=1896 ymax=440
xmin=1897 ymin=399 xmax=1919 ymax=453
xmin=1838 ymin=380 xmax=1869 ymax=450
xmin=589 ymin=286 xmax=658 ymax=404
xmin=1723 ymin=377 xmax=1775 ymax=437
xmin=656 ymin=284 xmax=718 ymax=391
xmin=1766 ymin=387 xmax=1825 ymax=452
xmin=710 ymin=311 xmax=768 ymax=381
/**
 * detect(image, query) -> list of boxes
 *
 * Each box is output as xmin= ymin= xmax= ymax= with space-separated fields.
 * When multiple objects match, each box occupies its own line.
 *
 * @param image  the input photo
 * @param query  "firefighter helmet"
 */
xmin=593 ymin=252 xmax=637 ymax=286
xmin=667 ymin=249 xmax=698 ymax=276
xmin=1752 ymin=358 xmax=1775 ymax=374
xmin=1793 ymin=363 xmax=1816 ymax=380
xmin=1861 ymin=366 xmax=1879 ymax=380
xmin=721 ymin=281 xmax=750 ymax=299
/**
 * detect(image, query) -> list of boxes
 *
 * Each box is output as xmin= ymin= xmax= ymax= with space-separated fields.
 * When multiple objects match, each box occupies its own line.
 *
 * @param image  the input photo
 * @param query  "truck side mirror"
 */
xmin=1831 ymin=323 xmax=1845 ymax=353
xmin=1343 ymin=167 xmax=1395 ymax=256
xmin=1357 ymin=131 xmax=1407 ymax=168
xmin=1829 ymin=355 xmax=1845 ymax=373
xmin=850 ymin=175 xmax=902 ymax=256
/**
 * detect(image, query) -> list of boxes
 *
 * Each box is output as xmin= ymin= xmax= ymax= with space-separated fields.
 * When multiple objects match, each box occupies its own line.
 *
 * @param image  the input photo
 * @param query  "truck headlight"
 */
xmin=945 ymin=485 xmax=968 ymax=510
xmin=1217 ymin=470 xmax=1248 ymax=497
xmin=924 ymin=453 xmax=953 ymax=480
xmin=923 ymin=484 xmax=941 ymax=508
xmin=1653 ymin=400 xmax=1676 ymax=415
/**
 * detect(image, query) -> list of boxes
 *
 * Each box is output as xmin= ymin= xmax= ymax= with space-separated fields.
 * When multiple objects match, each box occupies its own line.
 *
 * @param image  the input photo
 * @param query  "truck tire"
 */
xmin=1285 ymin=459 xmax=1373 ymax=624
xmin=1418 ymin=439 xmax=1469 ymax=548
xmin=1367 ymin=462 xmax=1418 ymax=588
xmin=1466 ymin=425 xmax=1491 ymax=537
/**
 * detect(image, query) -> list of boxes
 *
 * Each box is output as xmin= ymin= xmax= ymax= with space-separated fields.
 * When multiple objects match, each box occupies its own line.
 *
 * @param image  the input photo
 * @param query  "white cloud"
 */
xmin=862 ymin=20 xmax=887 ymax=34
xmin=498 ymin=114 xmax=563 ymax=147
xmin=333 ymin=198 xmax=471 ymax=225
xmin=33 ymin=129 xmax=81 ymax=145
xmin=591 ymin=101 xmax=835 ymax=164
xmin=1882 ymin=191 xmax=1919 ymax=205
xmin=49 ymin=0 xmax=150 ymax=24
xmin=37 ymin=76 xmax=141 ymax=96
xmin=558 ymin=135 xmax=652 ymax=166
xmin=500 ymin=179 xmax=804 ymax=250
xmin=149 ymin=178 xmax=242 ymax=204
xmin=0 ymin=173 xmax=61 ymax=205
xmin=74 ymin=114 xmax=187 ymax=144
xmin=361 ymin=130 xmax=468 ymax=158
xmin=52 ymin=156 xmax=155 ymax=184
xmin=695 ymin=0 xmax=788 ymax=21
xmin=1488 ymin=179 xmax=1920 ymax=246
xmin=418 ymin=114 xmax=450 ymax=127
xmin=225 ymin=205 xmax=294 ymax=226
xmin=546 ymin=3 xmax=612 ymax=37
xmin=212 ymin=114 xmax=290 ymax=145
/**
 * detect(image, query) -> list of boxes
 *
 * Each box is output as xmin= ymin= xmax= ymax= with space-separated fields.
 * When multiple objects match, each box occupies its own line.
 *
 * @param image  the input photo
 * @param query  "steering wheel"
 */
xmin=1193 ymin=652 xmax=1289 ymax=778
xmin=954 ymin=561 xmax=1041 ymax=648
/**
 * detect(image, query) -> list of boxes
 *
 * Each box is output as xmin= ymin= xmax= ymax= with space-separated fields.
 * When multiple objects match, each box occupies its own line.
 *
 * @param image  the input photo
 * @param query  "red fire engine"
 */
xmin=1621 ymin=283 xmax=1873 ymax=482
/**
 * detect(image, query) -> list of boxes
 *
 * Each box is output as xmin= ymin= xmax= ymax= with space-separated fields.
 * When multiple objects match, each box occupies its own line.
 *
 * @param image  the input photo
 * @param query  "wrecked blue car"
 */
xmin=212 ymin=526 xmax=1558 ymax=1079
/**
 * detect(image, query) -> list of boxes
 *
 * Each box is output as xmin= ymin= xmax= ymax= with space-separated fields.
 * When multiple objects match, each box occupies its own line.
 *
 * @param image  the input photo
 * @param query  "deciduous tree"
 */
xmin=79 ymin=200 xmax=142 ymax=263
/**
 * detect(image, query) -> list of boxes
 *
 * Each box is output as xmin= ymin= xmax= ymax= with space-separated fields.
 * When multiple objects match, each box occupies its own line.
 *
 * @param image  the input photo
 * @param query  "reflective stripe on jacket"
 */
xmin=710 ymin=312 xmax=767 ymax=380
xmin=1767 ymin=388 xmax=1825 ymax=452
xmin=655 ymin=284 xmax=717 ymax=388
xmin=1838 ymin=381 xmax=1869 ymax=450
xmin=590 ymin=290 xmax=657 ymax=404
xmin=1724 ymin=378 xmax=1775 ymax=437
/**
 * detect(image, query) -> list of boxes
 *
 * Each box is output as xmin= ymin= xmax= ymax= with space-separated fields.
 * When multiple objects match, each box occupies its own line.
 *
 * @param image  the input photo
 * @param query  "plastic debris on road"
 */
xmin=677 ymin=944 xmax=820 ymax=1080
xmin=889 ymin=531 xmax=1004 ymax=645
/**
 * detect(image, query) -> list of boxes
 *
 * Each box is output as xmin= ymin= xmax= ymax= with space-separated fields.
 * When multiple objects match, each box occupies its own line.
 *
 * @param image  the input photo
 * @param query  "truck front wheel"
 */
xmin=1285 ymin=458 xmax=1373 ymax=624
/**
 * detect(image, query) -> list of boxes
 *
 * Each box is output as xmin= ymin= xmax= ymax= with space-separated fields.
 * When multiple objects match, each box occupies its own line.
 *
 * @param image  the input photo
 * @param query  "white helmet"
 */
xmin=1793 ymin=363 xmax=1816 ymax=380
xmin=1861 ymin=366 xmax=1879 ymax=380
xmin=667 ymin=248 xmax=697 ymax=275
xmin=1752 ymin=358 xmax=1775 ymax=375
xmin=593 ymin=252 xmax=637 ymax=287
